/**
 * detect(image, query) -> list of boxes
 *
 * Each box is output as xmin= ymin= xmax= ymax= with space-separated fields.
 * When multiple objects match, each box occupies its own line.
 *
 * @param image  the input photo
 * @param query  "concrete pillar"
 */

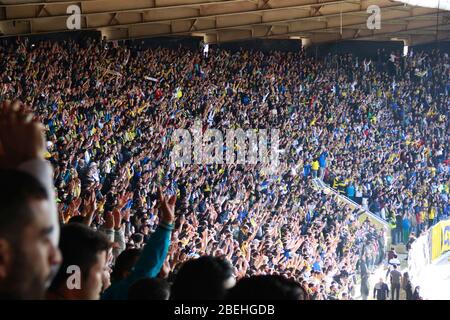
xmin=302 ymin=38 xmax=312 ymax=48
xmin=402 ymin=39 xmax=410 ymax=56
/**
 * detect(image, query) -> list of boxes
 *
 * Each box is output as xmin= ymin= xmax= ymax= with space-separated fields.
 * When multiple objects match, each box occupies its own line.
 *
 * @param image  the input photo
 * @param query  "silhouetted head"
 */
xmin=128 ymin=278 xmax=170 ymax=300
xmin=170 ymin=256 xmax=234 ymax=300
xmin=226 ymin=275 xmax=307 ymax=300
xmin=110 ymin=248 xmax=142 ymax=283
xmin=67 ymin=216 xmax=85 ymax=224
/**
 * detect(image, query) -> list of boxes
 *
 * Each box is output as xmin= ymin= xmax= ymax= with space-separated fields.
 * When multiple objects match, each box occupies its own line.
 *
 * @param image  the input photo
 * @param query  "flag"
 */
xmin=145 ymin=76 xmax=159 ymax=82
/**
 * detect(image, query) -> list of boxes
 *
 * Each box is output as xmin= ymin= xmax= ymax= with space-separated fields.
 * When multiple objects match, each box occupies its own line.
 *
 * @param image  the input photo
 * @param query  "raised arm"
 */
xmin=0 ymin=99 xmax=59 ymax=245
xmin=129 ymin=188 xmax=176 ymax=280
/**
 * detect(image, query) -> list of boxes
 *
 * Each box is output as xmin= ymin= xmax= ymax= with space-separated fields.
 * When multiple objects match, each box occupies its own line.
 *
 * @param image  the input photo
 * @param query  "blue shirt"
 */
xmin=238 ymin=210 xmax=249 ymax=223
xmin=102 ymin=224 xmax=172 ymax=300
xmin=312 ymin=261 xmax=322 ymax=272
xmin=347 ymin=185 xmax=355 ymax=198
xmin=305 ymin=211 xmax=311 ymax=223
xmin=319 ymin=152 xmax=328 ymax=168
xmin=402 ymin=218 xmax=410 ymax=230
xmin=303 ymin=164 xmax=312 ymax=177
xmin=242 ymin=95 xmax=250 ymax=105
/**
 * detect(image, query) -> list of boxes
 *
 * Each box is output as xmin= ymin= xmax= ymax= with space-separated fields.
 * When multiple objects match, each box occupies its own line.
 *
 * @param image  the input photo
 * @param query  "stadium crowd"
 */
xmin=0 ymin=37 xmax=448 ymax=300
xmin=319 ymin=49 xmax=449 ymax=246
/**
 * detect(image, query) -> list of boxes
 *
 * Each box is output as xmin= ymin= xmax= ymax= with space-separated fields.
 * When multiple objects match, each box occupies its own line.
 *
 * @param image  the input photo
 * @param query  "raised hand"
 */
xmin=117 ymin=192 xmax=131 ymax=209
xmin=83 ymin=191 xmax=97 ymax=217
xmin=157 ymin=187 xmax=176 ymax=225
xmin=0 ymin=100 xmax=47 ymax=169
xmin=81 ymin=191 xmax=97 ymax=226
xmin=116 ymin=193 xmax=125 ymax=209
xmin=68 ymin=198 xmax=81 ymax=217
xmin=103 ymin=212 xmax=115 ymax=230
xmin=179 ymin=213 xmax=186 ymax=225
xmin=113 ymin=208 xmax=122 ymax=230
xmin=60 ymin=211 xmax=70 ymax=224
xmin=158 ymin=259 xmax=171 ymax=279
xmin=192 ymin=213 xmax=199 ymax=228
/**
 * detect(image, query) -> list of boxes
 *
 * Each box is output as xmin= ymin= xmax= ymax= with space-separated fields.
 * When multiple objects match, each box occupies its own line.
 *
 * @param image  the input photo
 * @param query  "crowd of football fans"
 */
xmin=0 ymin=37 xmax=447 ymax=300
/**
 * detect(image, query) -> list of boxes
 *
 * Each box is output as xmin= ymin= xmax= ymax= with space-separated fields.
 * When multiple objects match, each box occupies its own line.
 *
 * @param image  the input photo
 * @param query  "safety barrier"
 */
xmin=408 ymin=233 xmax=430 ymax=286
xmin=312 ymin=178 xmax=390 ymax=246
xmin=431 ymin=219 xmax=450 ymax=262
xmin=408 ymin=219 xmax=450 ymax=288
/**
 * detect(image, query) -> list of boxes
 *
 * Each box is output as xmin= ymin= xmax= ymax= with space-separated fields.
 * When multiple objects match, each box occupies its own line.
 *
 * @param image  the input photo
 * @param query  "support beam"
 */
xmin=0 ymin=0 xmax=448 ymax=47
xmin=302 ymin=37 xmax=312 ymax=47
xmin=0 ymin=1 xmax=406 ymax=39
xmin=36 ymin=5 xmax=49 ymax=17
xmin=0 ymin=0 xmax=348 ymax=22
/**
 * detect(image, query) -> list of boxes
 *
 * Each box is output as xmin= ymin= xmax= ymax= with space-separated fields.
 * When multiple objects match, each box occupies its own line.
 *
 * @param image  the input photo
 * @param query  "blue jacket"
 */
xmin=303 ymin=164 xmax=312 ymax=177
xmin=346 ymin=185 xmax=355 ymax=198
xmin=319 ymin=152 xmax=328 ymax=168
xmin=402 ymin=218 xmax=410 ymax=231
xmin=101 ymin=224 xmax=173 ymax=300
xmin=312 ymin=261 xmax=322 ymax=272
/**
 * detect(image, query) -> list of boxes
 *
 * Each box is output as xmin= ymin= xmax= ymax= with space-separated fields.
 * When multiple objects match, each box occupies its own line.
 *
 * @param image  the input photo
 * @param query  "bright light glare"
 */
xmin=394 ymin=0 xmax=450 ymax=11
xmin=415 ymin=253 xmax=450 ymax=300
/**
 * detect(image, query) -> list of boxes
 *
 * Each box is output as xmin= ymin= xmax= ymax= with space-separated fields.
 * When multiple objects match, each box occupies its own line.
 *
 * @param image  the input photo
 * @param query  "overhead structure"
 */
xmin=0 ymin=0 xmax=449 ymax=46
xmin=394 ymin=0 xmax=450 ymax=11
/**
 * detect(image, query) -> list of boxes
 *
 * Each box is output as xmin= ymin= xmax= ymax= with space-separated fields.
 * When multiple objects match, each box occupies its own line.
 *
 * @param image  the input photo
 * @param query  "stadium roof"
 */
xmin=0 ymin=0 xmax=449 ymax=46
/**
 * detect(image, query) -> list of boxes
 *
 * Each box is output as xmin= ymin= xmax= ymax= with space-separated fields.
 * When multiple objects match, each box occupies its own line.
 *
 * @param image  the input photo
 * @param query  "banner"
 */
xmin=442 ymin=221 xmax=450 ymax=252
xmin=431 ymin=222 xmax=442 ymax=261
xmin=430 ymin=219 xmax=450 ymax=261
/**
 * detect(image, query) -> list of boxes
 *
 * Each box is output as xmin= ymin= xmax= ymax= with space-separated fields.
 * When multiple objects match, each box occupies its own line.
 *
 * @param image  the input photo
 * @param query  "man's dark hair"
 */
xmin=130 ymin=233 xmax=144 ymax=244
xmin=226 ymin=275 xmax=307 ymax=300
xmin=49 ymin=223 xmax=110 ymax=290
xmin=170 ymin=256 xmax=234 ymax=300
xmin=111 ymin=248 xmax=142 ymax=282
xmin=67 ymin=216 xmax=85 ymax=224
xmin=0 ymin=170 xmax=48 ymax=241
xmin=128 ymin=278 xmax=170 ymax=300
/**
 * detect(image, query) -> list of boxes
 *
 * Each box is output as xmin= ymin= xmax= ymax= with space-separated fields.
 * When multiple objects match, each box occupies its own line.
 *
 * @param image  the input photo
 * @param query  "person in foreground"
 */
xmin=47 ymin=223 xmax=111 ymax=300
xmin=101 ymin=189 xmax=176 ymax=300
xmin=0 ymin=100 xmax=61 ymax=299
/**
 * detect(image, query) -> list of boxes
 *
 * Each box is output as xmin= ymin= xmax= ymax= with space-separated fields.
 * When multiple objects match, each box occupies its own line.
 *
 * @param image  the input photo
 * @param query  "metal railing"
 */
xmin=312 ymin=178 xmax=391 ymax=248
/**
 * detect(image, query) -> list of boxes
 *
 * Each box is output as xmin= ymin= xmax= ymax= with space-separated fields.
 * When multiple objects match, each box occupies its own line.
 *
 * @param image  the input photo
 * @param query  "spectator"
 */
xmin=312 ymin=158 xmax=319 ymax=178
xmin=102 ymin=190 xmax=176 ymax=300
xmin=394 ymin=213 xmax=403 ymax=245
xmin=387 ymin=247 xmax=397 ymax=262
xmin=128 ymin=278 xmax=170 ymax=300
xmin=346 ymin=182 xmax=356 ymax=201
xmin=389 ymin=265 xmax=402 ymax=300
xmin=318 ymin=150 xmax=328 ymax=179
xmin=110 ymin=249 xmax=142 ymax=283
xmin=402 ymin=272 xmax=413 ymax=300
xmin=406 ymin=233 xmax=416 ymax=252
xmin=0 ymin=101 xmax=61 ymax=299
xmin=360 ymin=274 xmax=370 ymax=301
xmin=0 ymin=171 xmax=61 ymax=299
xmin=1 ymin=41 xmax=447 ymax=300
xmin=226 ymin=275 xmax=307 ymax=300
xmin=47 ymin=223 xmax=110 ymax=300
xmin=373 ymin=278 xmax=389 ymax=300
xmin=412 ymin=286 xmax=423 ymax=300
xmin=170 ymin=256 xmax=235 ymax=300
xmin=402 ymin=215 xmax=411 ymax=244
